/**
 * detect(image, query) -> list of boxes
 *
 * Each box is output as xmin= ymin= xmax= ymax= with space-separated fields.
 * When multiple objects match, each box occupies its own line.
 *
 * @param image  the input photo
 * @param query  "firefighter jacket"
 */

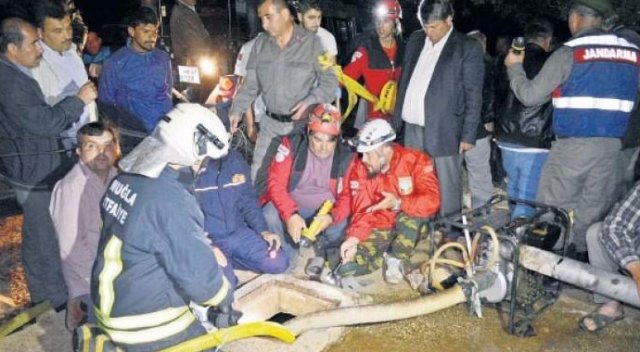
xmin=91 ymin=167 xmax=231 ymax=346
xmin=346 ymin=143 xmax=440 ymax=242
xmin=195 ymin=150 xmax=268 ymax=240
xmin=553 ymin=32 xmax=640 ymax=138
xmin=344 ymin=32 xmax=404 ymax=119
xmin=263 ymin=132 xmax=355 ymax=223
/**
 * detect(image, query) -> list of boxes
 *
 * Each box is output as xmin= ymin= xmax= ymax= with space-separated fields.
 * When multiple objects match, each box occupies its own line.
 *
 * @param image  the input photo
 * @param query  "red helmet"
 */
xmin=308 ymin=104 xmax=341 ymax=136
xmin=374 ymin=0 xmax=402 ymax=21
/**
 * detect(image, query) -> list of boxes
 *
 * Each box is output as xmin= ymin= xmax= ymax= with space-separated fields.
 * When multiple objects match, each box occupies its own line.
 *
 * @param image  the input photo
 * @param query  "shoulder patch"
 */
xmin=275 ymin=144 xmax=290 ymax=163
xmin=351 ymin=51 xmax=363 ymax=63
xmin=231 ymin=173 xmax=246 ymax=185
xmin=398 ymin=177 xmax=413 ymax=195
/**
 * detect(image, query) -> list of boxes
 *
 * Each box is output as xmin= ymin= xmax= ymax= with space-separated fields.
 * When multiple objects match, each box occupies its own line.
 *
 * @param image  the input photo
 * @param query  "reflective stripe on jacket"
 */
xmin=552 ymin=34 xmax=640 ymax=138
xmin=92 ymin=167 xmax=231 ymax=345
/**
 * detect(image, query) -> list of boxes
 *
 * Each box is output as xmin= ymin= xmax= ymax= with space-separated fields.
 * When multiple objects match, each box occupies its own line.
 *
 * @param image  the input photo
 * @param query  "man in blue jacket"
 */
xmin=196 ymin=145 xmax=288 ymax=280
xmin=99 ymin=6 xmax=172 ymax=133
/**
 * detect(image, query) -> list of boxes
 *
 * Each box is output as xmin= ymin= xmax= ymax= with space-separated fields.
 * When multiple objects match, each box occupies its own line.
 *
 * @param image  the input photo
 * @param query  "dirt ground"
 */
xmin=325 ymin=286 xmax=640 ymax=352
xmin=2 ymin=214 xmax=640 ymax=352
xmin=0 ymin=216 xmax=29 ymax=312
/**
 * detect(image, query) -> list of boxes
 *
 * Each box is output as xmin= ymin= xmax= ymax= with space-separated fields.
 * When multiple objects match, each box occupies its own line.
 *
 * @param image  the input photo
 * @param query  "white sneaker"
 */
xmin=383 ymin=253 xmax=404 ymax=284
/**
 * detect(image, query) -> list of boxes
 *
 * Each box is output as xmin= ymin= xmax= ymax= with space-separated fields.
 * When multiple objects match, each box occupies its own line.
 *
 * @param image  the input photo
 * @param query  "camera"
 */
xmin=511 ymin=37 xmax=526 ymax=54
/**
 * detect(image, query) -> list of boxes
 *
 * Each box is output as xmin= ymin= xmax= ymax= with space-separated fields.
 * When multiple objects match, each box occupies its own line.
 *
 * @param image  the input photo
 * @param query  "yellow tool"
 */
xmin=318 ymin=54 xmax=378 ymax=119
xmin=160 ymin=321 xmax=296 ymax=352
xmin=301 ymin=200 xmax=334 ymax=242
xmin=318 ymin=53 xmax=398 ymax=118
xmin=375 ymin=80 xmax=398 ymax=115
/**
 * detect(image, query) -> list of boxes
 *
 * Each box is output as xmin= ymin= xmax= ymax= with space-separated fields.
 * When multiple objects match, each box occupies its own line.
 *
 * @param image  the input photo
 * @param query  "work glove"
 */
xmin=207 ymin=304 xmax=243 ymax=328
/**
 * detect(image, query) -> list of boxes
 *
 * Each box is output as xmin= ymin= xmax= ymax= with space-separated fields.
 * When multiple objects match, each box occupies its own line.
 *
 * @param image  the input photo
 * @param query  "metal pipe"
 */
xmin=519 ymin=245 xmax=640 ymax=308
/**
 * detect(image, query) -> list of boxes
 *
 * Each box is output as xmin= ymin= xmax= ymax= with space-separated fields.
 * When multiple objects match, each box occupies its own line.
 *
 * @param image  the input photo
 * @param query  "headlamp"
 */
xmin=195 ymin=123 xmax=225 ymax=157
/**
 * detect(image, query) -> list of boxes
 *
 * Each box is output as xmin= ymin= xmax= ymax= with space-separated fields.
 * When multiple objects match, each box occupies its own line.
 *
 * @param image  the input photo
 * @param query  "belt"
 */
xmin=266 ymin=111 xmax=293 ymax=122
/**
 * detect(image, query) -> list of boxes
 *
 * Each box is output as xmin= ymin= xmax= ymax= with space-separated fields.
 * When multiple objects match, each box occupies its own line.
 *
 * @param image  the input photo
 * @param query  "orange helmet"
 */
xmin=308 ymin=104 xmax=341 ymax=136
xmin=374 ymin=0 xmax=402 ymax=21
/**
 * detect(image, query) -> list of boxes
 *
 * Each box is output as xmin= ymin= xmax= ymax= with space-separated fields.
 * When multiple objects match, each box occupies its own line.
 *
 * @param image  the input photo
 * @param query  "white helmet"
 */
xmin=354 ymin=119 xmax=396 ymax=153
xmin=120 ymin=103 xmax=229 ymax=178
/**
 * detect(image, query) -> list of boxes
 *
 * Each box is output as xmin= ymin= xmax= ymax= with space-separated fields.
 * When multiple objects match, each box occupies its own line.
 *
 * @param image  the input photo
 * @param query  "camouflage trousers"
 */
xmin=338 ymin=213 xmax=428 ymax=277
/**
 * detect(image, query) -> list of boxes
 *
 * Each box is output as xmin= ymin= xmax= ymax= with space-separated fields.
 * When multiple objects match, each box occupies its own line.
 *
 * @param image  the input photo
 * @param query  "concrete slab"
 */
xmin=0 ymin=309 xmax=71 ymax=352
xmin=224 ymin=274 xmax=371 ymax=352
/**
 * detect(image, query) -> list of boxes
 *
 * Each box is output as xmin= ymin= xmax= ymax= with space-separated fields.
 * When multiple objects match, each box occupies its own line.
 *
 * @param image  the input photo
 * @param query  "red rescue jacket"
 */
xmin=346 ymin=143 xmax=440 ymax=242
xmin=265 ymin=134 xmax=355 ymax=224
xmin=343 ymin=33 xmax=404 ymax=120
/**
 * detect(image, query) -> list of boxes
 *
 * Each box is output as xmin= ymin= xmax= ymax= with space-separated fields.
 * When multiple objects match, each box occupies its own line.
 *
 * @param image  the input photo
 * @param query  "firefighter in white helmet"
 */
xmin=91 ymin=103 xmax=237 ymax=351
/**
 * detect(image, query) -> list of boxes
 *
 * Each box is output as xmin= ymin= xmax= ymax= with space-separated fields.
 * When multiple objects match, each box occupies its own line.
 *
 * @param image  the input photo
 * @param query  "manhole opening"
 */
xmin=267 ymin=312 xmax=296 ymax=324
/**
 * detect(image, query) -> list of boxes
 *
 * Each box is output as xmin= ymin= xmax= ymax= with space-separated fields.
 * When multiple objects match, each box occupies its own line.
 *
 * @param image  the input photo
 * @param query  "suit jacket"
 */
xmin=170 ymin=2 xmax=210 ymax=64
xmin=393 ymin=29 xmax=484 ymax=157
xmin=0 ymin=55 xmax=84 ymax=186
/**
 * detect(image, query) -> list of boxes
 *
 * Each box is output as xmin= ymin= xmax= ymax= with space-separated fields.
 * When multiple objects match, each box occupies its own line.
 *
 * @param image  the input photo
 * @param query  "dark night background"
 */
xmin=0 ymin=0 xmax=638 ymax=60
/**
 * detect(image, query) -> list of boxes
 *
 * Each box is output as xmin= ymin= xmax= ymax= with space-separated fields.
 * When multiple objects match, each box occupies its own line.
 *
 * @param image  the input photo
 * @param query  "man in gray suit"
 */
xmin=393 ymin=0 xmax=484 ymax=227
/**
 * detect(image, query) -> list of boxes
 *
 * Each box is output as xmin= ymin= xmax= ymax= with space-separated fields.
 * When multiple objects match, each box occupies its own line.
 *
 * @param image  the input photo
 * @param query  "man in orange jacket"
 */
xmin=339 ymin=119 xmax=440 ymax=284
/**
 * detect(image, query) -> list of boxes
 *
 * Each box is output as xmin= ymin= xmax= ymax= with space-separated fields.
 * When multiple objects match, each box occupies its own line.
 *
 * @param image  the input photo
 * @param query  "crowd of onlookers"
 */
xmin=0 ymin=0 xmax=639 ymax=348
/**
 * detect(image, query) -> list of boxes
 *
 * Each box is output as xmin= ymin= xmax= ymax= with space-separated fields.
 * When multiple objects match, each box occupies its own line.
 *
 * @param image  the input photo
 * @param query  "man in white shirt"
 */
xmin=32 ymin=1 xmax=96 ymax=150
xmin=392 ymin=0 xmax=484 ymax=228
xmin=234 ymin=37 xmax=266 ymax=153
xmin=296 ymin=0 xmax=338 ymax=63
